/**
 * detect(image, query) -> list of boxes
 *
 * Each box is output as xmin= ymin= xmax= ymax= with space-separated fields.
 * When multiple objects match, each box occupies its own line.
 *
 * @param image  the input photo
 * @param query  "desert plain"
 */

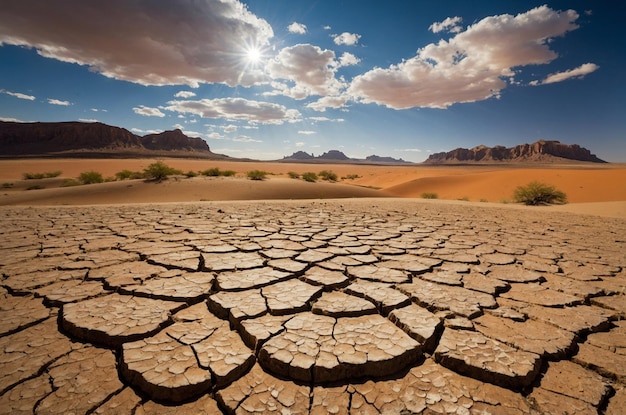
xmin=1 ymin=158 xmax=625 ymax=414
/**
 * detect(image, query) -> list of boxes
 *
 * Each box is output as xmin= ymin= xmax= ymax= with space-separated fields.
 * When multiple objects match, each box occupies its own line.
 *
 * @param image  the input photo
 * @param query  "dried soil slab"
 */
xmin=345 ymin=280 xmax=410 ymax=315
xmin=36 ymin=347 xmax=124 ymax=414
xmin=0 ymin=318 xmax=79 ymax=394
xmin=0 ymin=374 xmax=52 ymax=415
xmin=33 ymin=279 xmax=105 ymax=306
xmin=0 ymin=291 xmax=49 ymax=336
xmin=208 ymin=289 xmax=267 ymax=324
xmin=539 ymin=360 xmax=610 ymax=407
xmin=378 ymin=254 xmax=442 ymax=274
xmin=606 ymin=387 xmax=626 ymax=415
xmin=135 ymin=394 xmax=221 ymax=415
xmin=500 ymin=283 xmax=583 ymax=307
xmin=474 ymin=314 xmax=577 ymax=359
xmin=421 ymin=271 xmax=463 ymax=286
xmin=542 ymin=273 xmax=605 ymax=299
xmin=462 ymin=273 xmax=510 ymax=295
xmin=434 ymin=328 xmax=541 ymax=390
xmin=528 ymin=388 xmax=597 ymax=414
xmin=202 ymin=252 xmax=265 ymax=271
xmin=259 ymin=313 xmax=421 ymax=383
xmin=217 ymin=363 xmax=311 ymax=415
xmin=481 ymin=253 xmax=517 ymax=265
xmin=262 ymin=279 xmax=323 ymax=315
xmin=301 ymin=266 xmax=349 ymax=289
xmin=311 ymin=386 xmax=350 ymax=415
xmin=347 ymin=265 xmax=410 ymax=283
xmin=311 ymin=291 xmax=376 ymax=317
xmin=350 ymin=359 xmax=535 ymax=415
xmin=398 ymin=279 xmax=496 ymax=318
xmin=2 ymin=269 xmax=87 ymax=292
xmin=147 ymin=250 xmax=202 ymax=271
xmin=573 ymin=342 xmax=626 ymax=383
xmin=61 ymin=293 xmax=183 ymax=347
xmin=586 ymin=320 xmax=626 ymax=355
xmin=240 ymin=314 xmax=292 ymax=351
xmin=267 ymin=258 xmax=308 ymax=273
xmin=118 ymin=272 xmax=215 ymax=301
xmin=90 ymin=261 xmax=169 ymax=286
xmin=92 ymin=387 xmax=142 ymax=414
xmin=487 ymin=265 xmax=545 ymax=283
xmin=591 ymin=295 xmax=626 ymax=319
xmin=294 ymin=249 xmax=335 ymax=264
xmin=388 ymin=303 xmax=442 ymax=352
xmin=217 ymin=267 xmax=292 ymax=291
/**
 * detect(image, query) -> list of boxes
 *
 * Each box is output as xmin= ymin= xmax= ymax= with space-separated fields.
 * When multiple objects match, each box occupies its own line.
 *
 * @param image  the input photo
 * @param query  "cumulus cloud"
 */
xmin=131 ymin=127 xmax=163 ymax=134
xmin=2 ymin=90 xmax=36 ymax=100
xmin=297 ymin=130 xmax=316 ymax=135
xmin=79 ymin=118 xmax=98 ymax=123
xmin=0 ymin=117 xmax=25 ymax=122
xmin=0 ymin=0 xmax=273 ymax=87
xmin=48 ymin=98 xmax=71 ymax=106
xmin=306 ymin=95 xmax=349 ymax=112
xmin=133 ymin=105 xmax=166 ymax=117
xmin=288 ymin=22 xmax=307 ymax=34
xmin=233 ymin=135 xmax=262 ymax=143
xmin=333 ymin=32 xmax=361 ymax=46
xmin=266 ymin=44 xmax=345 ymax=98
xmin=175 ymin=91 xmax=196 ymax=98
xmin=532 ymin=63 xmax=599 ymax=85
xmin=338 ymin=52 xmax=360 ymax=67
xmin=429 ymin=16 xmax=463 ymax=33
xmin=349 ymin=6 xmax=580 ymax=109
xmin=165 ymin=97 xmax=301 ymax=124
xmin=223 ymin=124 xmax=238 ymax=133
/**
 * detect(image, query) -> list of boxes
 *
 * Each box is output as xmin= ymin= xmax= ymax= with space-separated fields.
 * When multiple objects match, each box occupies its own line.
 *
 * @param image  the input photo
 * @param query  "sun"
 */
xmin=246 ymin=47 xmax=262 ymax=63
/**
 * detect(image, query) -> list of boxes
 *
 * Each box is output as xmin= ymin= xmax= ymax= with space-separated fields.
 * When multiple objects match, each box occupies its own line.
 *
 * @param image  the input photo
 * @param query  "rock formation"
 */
xmin=424 ymin=140 xmax=606 ymax=163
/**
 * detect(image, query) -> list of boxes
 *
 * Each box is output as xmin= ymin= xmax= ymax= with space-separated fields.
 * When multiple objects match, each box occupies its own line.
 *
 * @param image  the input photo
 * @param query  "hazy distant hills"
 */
xmin=281 ymin=150 xmax=410 ymax=164
xmin=0 ymin=121 xmax=229 ymax=159
xmin=424 ymin=140 xmax=606 ymax=164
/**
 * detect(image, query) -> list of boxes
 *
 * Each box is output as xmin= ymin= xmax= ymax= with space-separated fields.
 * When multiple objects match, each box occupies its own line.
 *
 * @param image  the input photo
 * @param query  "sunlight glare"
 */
xmin=246 ymin=47 xmax=261 ymax=63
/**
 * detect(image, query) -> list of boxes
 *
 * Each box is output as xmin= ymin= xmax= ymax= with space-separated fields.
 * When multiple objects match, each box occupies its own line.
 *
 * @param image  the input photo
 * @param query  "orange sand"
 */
xmin=1 ymin=159 xmax=625 ymax=217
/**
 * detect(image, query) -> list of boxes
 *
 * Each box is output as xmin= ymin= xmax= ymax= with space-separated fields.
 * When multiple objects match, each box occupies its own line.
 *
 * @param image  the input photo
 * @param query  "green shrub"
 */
xmin=26 ymin=185 xmax=44 ymax=190
xmin=1 ymin=182 xmax=14 ymax=189
xmin=143 ymin=161 xmax=182 ymax=181
xmin=319 ymin=170 xmax=338 ymax=182
xmin=479 ymin=198 xmax=488 ymax=203
xmin=220 ymin=170 xmax=236 ymax=177
xmin=513 ymin=181 xmax=567 ymax=205
xmin=115 ymin=169 xmax=144 ymax=180
xmin=458 ymin=196 xmax=470 ymax=201
xmin=184 ymin=170 xmax=198 ymax=178
xmin=247 ymin=170 xmax=267 ymax=180
xmin=421 ymin=192 xmax=438 ymax=199
xmin=201 ymin=167 xmax=221 ymax=177
xmin=287 ymin=171 xmax=300 ymax=179
xmin=79 ymin=171 xmax=104 ymax=184
xmin=342 ymin=174 xmax=361 ymax=180
xmin=23 ymin=170 xmax=62 ymax=180
xmin=302 ymin=172 xmax=318 ymax=182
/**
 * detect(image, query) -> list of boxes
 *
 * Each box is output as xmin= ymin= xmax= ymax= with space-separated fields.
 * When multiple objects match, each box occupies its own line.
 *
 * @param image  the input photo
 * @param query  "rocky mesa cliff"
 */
xmin=424 ymin=140 xmax=606 ymax=164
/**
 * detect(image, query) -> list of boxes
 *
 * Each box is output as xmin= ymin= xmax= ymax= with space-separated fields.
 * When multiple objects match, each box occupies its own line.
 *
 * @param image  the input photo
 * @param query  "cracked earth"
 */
xmin=0 ymin=199 xmax=625 ymax=414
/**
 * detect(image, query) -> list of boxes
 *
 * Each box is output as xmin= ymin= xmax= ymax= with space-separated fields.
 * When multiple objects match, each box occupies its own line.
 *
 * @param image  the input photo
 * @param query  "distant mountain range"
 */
xmin=0 ymin=121 xmax=228 ymax=159
xmin=424 ymin=140 xmax=606 ymax=164
xmin=281 ymin=150 xmax=410 ymax=164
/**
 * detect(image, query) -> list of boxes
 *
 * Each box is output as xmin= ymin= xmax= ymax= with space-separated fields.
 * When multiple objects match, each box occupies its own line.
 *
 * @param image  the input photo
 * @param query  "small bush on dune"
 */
xmin=421 ymin=192 xmax=438 ymax=199
xmin=247 ymin=170 xmax=267 ymax=180
xmin=143 ymin=161 xmax=182 ymax=182
xmin=220 ymin=170 xmax=236 ymax=177
xmin=79 ymin=171 xmax=104 ymax=184
xmin=302 ymin=172 xmax=318 ymax=182
xmin=342 ymin=174 xmax=360 ymax=180
xmin=184 ymin=170 xmax=198 ymax=178
xmin=513 ymin=181 xmax=567 ymax=205
xmin=23 ymin=170 xmax=62 ymax=180
xmin=2 ymin=182 xmax=14 ymax=188
xmin=61 ymin=178 xmax=81 ymax=187
xmin=201 ymin=167 xmax=221 ymax=177
xmin=287 ymin=171 xmax=300 ymax=179
xmin=115 ymin=169 xmax=144 ymax=180
xmin=319 ymin=170 xmax=338 ymax=182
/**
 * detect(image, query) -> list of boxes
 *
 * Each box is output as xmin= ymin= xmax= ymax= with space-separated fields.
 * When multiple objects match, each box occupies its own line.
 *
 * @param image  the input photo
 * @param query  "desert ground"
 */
xmin=0 ymin=158 xmax=625 ymax=218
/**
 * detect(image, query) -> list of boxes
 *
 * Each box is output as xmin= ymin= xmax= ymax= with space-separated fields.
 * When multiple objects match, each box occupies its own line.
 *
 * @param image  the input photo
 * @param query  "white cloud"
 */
xmin=165 ymin=97 xmax=301 ymax=125
xmin=288 ymin=22 xmax=307 ymax=34
xmin=533 ymin=63 xmax=599 ymax=85
xmin=306 ymin=95 xmax=349 ymax=112
xmin=333 ymin=32 xmax=361 ymax=46
xmin=349 ymin=6 xmax=580 ymax=109
xmin=47 ymin=98 xmax=71 ymax=106
xmin=338 ymin=52 xmax=360 ymax=67
xmin=131 ymin=127 xmax=163 ymax=134
xmin=175 ymin=91 xmax=196 ymax=98
xmin=0 ymin=0 xmax=273 ymax=87
xmin=298 ymin=130 xmax=316 ymax=135
xmin=295 ymin=142 xmax=305 ymax=147
xmin=78 ymin=118 xmax=98 ymax=123
xmin=1 ymin=90 xmax=36 ymax=100
xmin=233 ymin=135 xmax=262 ymax=143
xmin=0 ymin=117 xmax=24 ymax=122
xmin=133 ymin=105 xmax=166 ymax=117
xmin=323 ymin=26 xmax=331 ymax=31
xmin=429 ymin=16 xmax=463 ymax=34
xmin=223 ymin=124 xmax=238 ymax=133
xmin=266 ymin=44 xmax=346 ymax=99
xmin=395 ymin=148 xmax=423 ymax=153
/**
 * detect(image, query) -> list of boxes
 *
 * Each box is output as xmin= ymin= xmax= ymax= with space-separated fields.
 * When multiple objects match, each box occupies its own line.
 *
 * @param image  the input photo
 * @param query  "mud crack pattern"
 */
xmin=1 ymin=199 xmax=625 ymax=414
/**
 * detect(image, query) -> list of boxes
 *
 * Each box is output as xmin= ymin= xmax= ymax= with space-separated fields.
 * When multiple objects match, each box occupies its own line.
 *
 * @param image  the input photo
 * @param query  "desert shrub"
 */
xmin=115 ymin=169 xmax=144 ymax=180
xmin=287 ymin=171 xmax=300 ymax=179
xmin=479 ymin=198 xmax=488 ymax=203
xmin=513 ymin=181 xmax=567 ymax=205
xmin=61 ymin=178 xmax=81 ymax=187
xmin=79 ymin=171 xmax=104 ymax=184
xmin=220 ymin=170 xmax=236 ymax=177
xmin=184 ymin=170 xmax=198 ymax=178
xmin=143 ymin=161 xmax=182 ymax=181
xmin=421 ymin=192 xmax=438 ymax=199
xmin=319 ymin=170 xmax=338 ymax=182
xmin=458 ymin=196 xmax=470 ymax=201
xmin=1 ymin=182 xmax=13 ymax=188
xmin=23 ymin=170 xmax=62 ymax=180
xmin=302 ymin=172 xmax=318 ymax=182
xmin=342 ymin=174 xmax=361 ymax=180
xmin=247 ymin=170 xmax=267 ymax=180
xmin=201 ymin=167 xmax=221 ymax=177
xmin=26 ymin=185 xmax=44 ymax=190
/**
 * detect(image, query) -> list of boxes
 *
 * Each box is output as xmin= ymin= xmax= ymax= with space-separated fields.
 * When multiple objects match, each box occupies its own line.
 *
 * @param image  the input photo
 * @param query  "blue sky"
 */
xmin=1 ymin=0 xmax=624 ymax=162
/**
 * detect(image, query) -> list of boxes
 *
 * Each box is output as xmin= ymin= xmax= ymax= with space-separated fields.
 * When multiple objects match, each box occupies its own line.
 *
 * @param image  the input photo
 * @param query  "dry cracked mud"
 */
xmin=0 ymin=199 xmax=625 ymax=414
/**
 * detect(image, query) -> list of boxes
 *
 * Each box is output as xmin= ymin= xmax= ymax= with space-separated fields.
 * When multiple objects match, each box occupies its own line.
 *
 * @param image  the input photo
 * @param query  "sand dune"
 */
xmin=1 ymin=159 xmax=624 ymax=218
